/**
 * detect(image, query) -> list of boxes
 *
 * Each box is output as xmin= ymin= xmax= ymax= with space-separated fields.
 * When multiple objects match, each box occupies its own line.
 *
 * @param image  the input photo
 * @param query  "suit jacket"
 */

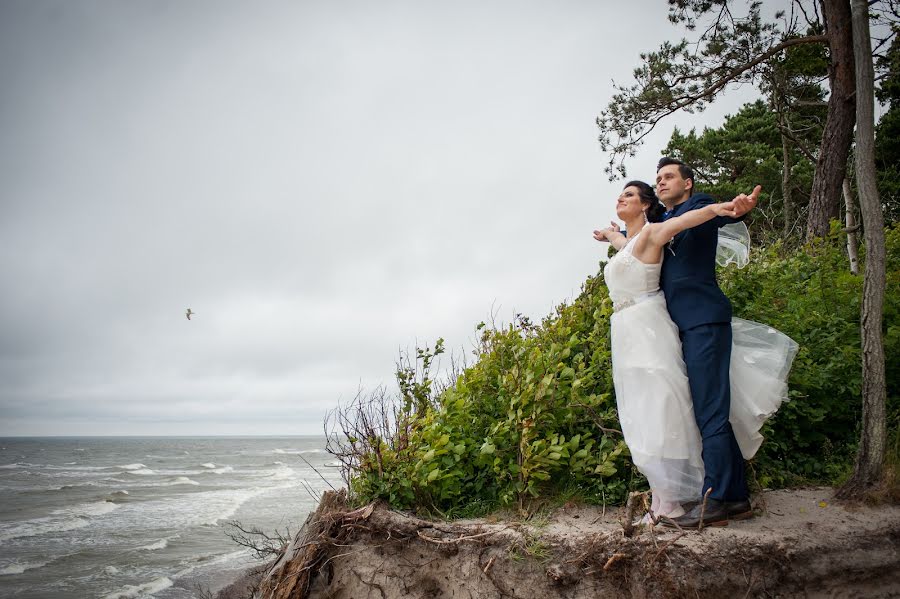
xmin=660 ymin=193 xmax=743 ymax=331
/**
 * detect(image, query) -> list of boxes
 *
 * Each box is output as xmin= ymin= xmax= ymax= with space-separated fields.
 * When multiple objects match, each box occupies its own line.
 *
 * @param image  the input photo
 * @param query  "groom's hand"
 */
xmin=731 ymin=185 xmax=761 ymax=217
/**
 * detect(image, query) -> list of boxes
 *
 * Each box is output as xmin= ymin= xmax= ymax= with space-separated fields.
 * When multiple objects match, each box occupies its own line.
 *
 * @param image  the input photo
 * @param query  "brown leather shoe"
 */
xmin=725 ymin=499 xmax=753 ymax=520
xmin=662 ymin=499 xmax=753 ymax=529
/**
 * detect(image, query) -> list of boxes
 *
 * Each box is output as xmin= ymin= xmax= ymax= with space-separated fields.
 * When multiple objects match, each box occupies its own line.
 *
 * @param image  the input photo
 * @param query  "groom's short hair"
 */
xmin=657 ymin=157 xmax=695 ymax=190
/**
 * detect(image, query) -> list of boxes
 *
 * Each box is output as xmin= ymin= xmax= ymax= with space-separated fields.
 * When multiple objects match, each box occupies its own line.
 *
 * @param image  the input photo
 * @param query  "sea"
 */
xmin=0 ymin=436 xmax=344 ymax=599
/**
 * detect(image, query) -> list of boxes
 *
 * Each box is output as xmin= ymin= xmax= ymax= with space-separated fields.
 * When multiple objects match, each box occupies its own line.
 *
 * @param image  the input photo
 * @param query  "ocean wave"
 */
xmin=201 ymin=463 xmax=217 ymax=469
xmin=96 ymin=486 xmax=276 ymax=532
xmin=165 ymin=477 xmax=199 ymax=486
xmin=271 ymin=448 xmax=326 ymax=455
xmin=0 ymin=558 xmax=52 ymax=576
xmin=204 ymin=488 xmax=270 ymax=524
xmin=54 ymin=500 xmax=121 ymax=518
xmin=114 ymin=476 xmax=198 ymax=488
xmin=123 ymin=468 xmax=155 ymax=476
xmin=135 ymin=538 xmax=168 ymax=551
xmin=117 ymin=464 xmax=148 ymax=470
xmin=44 ymin=464 xmax=109 ymax=472
xmin=20 ymin=481 xmax=102 ymax=493
xmin=0 ymin=501 xmax=119 ymax=542
xmin=103 ymin=576 xmax=173 ymax=599
xmin=264 ymin=465 xmax=297 ymax=481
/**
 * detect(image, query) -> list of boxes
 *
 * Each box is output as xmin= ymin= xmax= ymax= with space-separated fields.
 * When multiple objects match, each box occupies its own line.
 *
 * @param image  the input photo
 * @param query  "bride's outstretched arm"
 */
xmin=593 ymin=221 xmax=628 ymax=251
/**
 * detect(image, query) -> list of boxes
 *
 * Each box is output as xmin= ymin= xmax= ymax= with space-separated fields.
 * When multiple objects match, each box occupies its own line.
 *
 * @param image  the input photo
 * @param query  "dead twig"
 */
xmin=482 ymin=555 xmax=496 ymax=574
xmin=603 ymin=552 xmax=626 ymax=571
xmin=649 ymin=531 xmax=686 ymax=565
xmin=416 ymin=527 xmax=508 ymax=545
xmin=297 ymin=452 xmax=337 ymax=492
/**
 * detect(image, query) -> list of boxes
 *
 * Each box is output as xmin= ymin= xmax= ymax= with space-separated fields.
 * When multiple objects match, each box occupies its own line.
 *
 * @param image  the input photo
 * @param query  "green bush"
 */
xmin=336 ymin=225 xmax=900 ymax=514
xmin=720 ymin=224 xmax=900 ymax=487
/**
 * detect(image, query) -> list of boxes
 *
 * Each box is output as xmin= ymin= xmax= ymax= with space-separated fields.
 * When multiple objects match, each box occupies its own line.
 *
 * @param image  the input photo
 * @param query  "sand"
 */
xmin=226 ymin=486 xmax=900 ymax=598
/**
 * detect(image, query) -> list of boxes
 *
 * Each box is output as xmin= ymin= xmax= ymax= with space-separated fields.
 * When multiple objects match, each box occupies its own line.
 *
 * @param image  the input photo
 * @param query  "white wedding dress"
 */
xmin=603 ymin=232 xmax=798 ymax=508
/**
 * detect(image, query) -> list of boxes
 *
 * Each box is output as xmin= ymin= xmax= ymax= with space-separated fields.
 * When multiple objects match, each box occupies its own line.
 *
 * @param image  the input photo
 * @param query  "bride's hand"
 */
xmin=593 ymin=221 xmax=620 ymax=242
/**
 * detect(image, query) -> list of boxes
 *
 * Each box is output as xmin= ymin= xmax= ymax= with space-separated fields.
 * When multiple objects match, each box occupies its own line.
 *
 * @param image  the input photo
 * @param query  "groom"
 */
xmin=654 ymin=157 xmax=760 ymax=528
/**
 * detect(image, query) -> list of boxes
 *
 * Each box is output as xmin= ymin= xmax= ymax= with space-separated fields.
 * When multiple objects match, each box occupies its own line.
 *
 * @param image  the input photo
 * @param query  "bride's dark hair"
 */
xmin=624 ymin=180 xmax=666 ymax=223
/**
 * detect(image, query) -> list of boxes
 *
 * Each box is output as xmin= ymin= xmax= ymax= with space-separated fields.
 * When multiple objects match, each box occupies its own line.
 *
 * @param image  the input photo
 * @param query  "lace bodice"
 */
xmin=603 ymin=233 xmax=662 ymax=306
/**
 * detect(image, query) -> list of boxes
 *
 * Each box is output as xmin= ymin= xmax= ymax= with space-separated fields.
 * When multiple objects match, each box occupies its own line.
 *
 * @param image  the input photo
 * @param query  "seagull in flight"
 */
xmin=185 ymin=308 xmax=195 ymax=320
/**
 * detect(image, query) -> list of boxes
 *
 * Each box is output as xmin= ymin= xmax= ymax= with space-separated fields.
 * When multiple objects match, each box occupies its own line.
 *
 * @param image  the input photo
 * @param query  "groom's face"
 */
xmin=655 ymin=164 xmax=692 ymax=204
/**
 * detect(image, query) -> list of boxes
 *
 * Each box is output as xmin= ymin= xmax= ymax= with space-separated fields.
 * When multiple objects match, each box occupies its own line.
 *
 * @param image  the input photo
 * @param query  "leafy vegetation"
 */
xmin=327 ymin=225 xmax=900 ymax=514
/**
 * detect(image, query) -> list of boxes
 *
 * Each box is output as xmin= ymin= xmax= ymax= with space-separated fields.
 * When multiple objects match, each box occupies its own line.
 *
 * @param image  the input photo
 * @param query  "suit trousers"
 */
xmin=680 ymin=322 xmax=749 ymax=502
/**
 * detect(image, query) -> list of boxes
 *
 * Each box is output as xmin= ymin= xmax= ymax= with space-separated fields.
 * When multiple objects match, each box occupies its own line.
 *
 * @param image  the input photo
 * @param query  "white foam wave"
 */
xmin=47 ymin=481 xmax=102 ymax=491
xmin=54 ymin=500 xmax=120 ymax=518
xmin=271 ymin=448 xmax=325 ymax=455
xmin=201 ymin=463 xmax=217 ymax=469
xmin=136 ymin=538 xmax=168 ymax=551
xmin=0 ymin=558 xmax=51 ymax=576
xmin=45 ymin=464 xmax=108 ymax=471
xmin=118 ymin=476 xmax=198 ymax=488
xmin=0 ymin=513 xmax=87 ymax=542
xmin=98 ymin=486 xmax=277 ymax=532
xmin=167 ymin=477 xmax=199 ymax=486
xmin=0 ymin=463 xmax=25 ymax=469
xmin=205 ymin=488 xmax=270 ymax=524
xmin=210 ymin=466 xmax=233 ymax=475
xmin=0 ymin=500 xmax=121 ymax=541
xmin=117 ymin=464 xmax=148 ymax=471
xmin=103 ymin=576 xmax=173 ymax=599
xmin=265 ymin=465 xmax=297 ymax=481
xmin=124 ymin=468 xmax=155 ymax=476
xmin=189 ymin=548 xmax=252 ymax=571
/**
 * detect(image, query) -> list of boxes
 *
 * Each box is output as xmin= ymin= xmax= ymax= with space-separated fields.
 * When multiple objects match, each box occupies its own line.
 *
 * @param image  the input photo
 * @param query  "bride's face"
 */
xmin=615 ymin=185 xmax=644 ymax=220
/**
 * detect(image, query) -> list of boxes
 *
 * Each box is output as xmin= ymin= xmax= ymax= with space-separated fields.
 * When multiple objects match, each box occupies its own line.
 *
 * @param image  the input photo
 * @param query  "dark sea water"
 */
xmin=0 ymin=437 xmax=343 ymax=598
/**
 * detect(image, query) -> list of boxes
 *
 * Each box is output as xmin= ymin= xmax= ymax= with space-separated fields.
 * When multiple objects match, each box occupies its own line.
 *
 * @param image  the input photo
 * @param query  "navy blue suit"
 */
xmin=661 ymin=193 xmax=748 ymax=502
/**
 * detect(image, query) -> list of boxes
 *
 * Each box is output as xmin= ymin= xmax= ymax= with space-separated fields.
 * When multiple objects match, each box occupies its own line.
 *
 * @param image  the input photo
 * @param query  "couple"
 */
xmin=593 ymin=158 xmax=798 ymax=528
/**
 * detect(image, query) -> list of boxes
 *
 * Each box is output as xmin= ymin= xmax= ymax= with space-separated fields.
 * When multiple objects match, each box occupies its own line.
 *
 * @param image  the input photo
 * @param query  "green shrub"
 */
xmin=333 ymin=225 xmax=900 ymax=513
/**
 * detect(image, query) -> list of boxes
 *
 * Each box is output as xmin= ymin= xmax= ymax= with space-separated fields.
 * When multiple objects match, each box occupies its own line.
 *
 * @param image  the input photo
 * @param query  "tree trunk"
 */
xmin=781 ymin=127 xmax=794 ymax=237
xmin=806 ymin=0 xmax=857 ymax=239
xmin=843 ymin=178 xmax=860 ymax=275
xmin=836 ymin=0 xmax=888 ymax=500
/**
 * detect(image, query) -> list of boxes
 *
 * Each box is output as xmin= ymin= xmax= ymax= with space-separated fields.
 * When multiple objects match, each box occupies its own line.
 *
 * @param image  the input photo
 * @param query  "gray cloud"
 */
xmin=0 ymin=0 xmax=752 ymax=435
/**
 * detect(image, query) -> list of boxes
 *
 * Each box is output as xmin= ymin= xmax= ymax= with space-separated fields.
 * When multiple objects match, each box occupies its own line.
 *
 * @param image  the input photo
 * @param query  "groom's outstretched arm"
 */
xmin=645 ymin=201 xmax=741 ymax=247
xmin=732 ymin=186 xmax=761 ymax=217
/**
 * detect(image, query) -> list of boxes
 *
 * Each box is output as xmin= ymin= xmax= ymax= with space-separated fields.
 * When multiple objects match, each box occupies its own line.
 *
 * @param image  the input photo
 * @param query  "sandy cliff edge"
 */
xmin=221 ymin=486 xmax=900 ymax=598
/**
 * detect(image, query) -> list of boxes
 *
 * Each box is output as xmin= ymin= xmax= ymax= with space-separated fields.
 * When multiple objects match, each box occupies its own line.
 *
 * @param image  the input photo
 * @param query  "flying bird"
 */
xmin=186 ymin=308 xmax=195 ymax=320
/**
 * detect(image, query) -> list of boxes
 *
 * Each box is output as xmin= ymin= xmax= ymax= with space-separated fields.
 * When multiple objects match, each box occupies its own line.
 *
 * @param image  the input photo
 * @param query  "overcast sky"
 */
xmin=0 ymin=0 xmax=757 ymax=436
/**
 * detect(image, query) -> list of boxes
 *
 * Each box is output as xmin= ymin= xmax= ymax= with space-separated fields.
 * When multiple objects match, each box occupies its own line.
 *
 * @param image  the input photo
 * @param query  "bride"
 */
xmin=593 ymin=181 xmax=797 ymax=522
